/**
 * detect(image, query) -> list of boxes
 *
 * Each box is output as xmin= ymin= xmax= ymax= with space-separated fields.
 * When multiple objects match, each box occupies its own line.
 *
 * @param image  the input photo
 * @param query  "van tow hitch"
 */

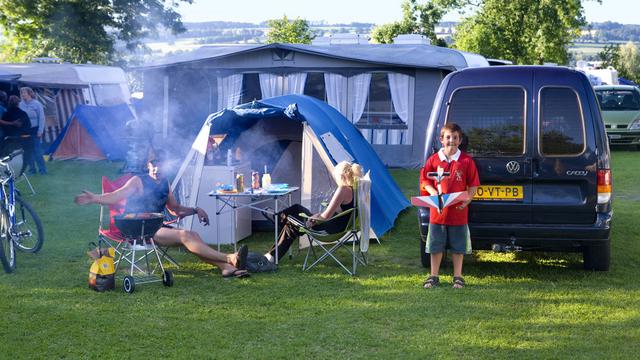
xmin=492 ymin=237 xmax=523 ymax=252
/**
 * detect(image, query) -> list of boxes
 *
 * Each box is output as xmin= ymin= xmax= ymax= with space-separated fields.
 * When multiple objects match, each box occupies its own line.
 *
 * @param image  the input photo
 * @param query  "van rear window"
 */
xmin=447 ymin=87 xmax=525 ymax=156
xmin=540 ymin=87 xmax=585 ymax=156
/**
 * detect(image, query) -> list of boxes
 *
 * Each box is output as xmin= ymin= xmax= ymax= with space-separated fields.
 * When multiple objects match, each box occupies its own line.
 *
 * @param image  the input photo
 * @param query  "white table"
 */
xmin=208 ymin=187 xmax=299 ymax=264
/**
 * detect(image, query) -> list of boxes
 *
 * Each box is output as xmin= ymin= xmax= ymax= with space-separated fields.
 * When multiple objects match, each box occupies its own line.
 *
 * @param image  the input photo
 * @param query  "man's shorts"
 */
xmin=425 ymin=223 xmax=472 ymax=254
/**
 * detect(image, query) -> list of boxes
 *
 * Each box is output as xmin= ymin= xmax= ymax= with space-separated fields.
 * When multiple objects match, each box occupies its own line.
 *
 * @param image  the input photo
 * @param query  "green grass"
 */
xmin=1 ymin=152 xmax=639 ymax=358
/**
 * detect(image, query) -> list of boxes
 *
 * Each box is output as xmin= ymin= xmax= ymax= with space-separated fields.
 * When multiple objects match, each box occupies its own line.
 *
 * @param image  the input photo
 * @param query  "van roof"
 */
xmin=453 ymin=65 xmax=582 ymax=76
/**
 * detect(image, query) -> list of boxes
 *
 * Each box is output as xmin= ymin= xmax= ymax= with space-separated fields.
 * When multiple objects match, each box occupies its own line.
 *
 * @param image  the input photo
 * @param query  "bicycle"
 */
xmin=0 ymin=149 xmax=44 ymax=273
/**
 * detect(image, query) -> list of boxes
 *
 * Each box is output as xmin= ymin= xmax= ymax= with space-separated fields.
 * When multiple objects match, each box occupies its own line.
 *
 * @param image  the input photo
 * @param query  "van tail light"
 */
xmin=597 ymin=169 xmax=612 ymax=204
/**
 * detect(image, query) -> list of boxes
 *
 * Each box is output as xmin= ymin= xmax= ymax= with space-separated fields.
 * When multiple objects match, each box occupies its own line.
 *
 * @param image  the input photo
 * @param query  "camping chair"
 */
xmin=290 ymin=172 xmax=371 ymax=275
xmin=98 ymin=175 xmax=180 ymax=268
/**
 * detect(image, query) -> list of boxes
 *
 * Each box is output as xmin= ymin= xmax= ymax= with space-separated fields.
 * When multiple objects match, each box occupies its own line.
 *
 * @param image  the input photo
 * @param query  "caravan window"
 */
xmin=303 ymin=73 xmax=326 ymax=101
xmin=93 ymin=84 xmax=127 ymax=106
xmin=240 ymin=73 xmax=261 ymax=104
xmin=356 ymin=72 xmax=414 ymax=145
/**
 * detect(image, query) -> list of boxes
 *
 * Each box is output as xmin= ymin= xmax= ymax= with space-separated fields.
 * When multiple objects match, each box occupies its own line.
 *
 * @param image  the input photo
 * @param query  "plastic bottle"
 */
xmin=261 ymin=165 xmax=271 ymax=189
xmin=252 ymin=171 xmax=260 ymax=189
xmin=226 ymin=149 xmax=233 ymax=166
xmin=236 ymin=174 xmax=244 ymax=192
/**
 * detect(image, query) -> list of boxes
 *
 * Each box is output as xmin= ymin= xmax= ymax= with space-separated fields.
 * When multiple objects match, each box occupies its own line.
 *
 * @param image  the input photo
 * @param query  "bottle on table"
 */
xmin=252 ymin=171 xmax=260 ymax=190
xmin=261 ymin=165 xmax=271 ymax=189
xmin=236 ymin=173 xmax=244 ymax=192
xmin=226 ymin=149 xmax=233 ymax=166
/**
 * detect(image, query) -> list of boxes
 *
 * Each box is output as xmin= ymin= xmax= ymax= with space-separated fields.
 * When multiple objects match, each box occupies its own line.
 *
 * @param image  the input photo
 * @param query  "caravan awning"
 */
xmin=0 ymin=70 xmax=21 ymax=82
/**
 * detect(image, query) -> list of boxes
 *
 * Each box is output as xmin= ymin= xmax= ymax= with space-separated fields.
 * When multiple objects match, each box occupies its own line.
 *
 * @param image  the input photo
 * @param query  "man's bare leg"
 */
xmin=153 ymin=227 xmax=239 ymax=273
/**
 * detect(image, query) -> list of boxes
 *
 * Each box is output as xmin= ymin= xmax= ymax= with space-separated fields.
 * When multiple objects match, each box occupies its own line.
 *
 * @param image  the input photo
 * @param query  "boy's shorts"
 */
xmin=425 ymin=224 xmax=472 ymax=254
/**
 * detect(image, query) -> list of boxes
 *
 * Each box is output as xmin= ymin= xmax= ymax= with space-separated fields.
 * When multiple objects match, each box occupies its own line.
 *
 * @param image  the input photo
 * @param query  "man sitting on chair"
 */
xmin=75 ymin=151 xmax=249 ymax=278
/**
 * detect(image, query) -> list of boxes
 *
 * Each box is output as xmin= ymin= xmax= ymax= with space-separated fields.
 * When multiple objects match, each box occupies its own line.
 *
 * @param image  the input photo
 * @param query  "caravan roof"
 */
xmin=136 ymin=43 xmax=488 ymax=71
xmin=0 ymin=63 xmax=127 ymax=88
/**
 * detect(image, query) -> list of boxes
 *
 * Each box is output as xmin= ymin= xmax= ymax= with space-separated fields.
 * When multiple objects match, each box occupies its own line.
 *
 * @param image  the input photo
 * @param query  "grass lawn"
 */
xmin=1 ymin=151 xmax=639 ymax=358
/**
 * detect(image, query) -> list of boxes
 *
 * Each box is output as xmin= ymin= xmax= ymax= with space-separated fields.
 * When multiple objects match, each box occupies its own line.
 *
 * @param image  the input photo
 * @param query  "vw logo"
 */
xmin=506 ymin=161 xmax=520 ymax=174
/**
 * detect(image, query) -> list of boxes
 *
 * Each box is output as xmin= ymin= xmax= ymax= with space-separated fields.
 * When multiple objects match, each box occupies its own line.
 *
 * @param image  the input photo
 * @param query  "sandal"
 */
xmin=222 ymin=269 xmax=250 ymax=279
xmin=452 ymin=276 xmax=465 ymax=289
xmin=423 ymin=275 xmax=439 ymax=289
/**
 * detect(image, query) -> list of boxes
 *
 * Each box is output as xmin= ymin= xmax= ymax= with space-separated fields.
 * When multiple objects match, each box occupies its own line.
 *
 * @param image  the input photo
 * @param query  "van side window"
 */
xmin=447 ymin=87 xmax=525 ymax=156
xmin=540 ymin=87 xmax=585 ymax=156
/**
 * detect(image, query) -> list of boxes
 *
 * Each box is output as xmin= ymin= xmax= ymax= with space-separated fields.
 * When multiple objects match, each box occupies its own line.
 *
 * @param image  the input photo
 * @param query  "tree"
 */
xmin=266 ymin=15 xmax=315 ymax=44
xmin=454 ymin=0 xmax=591 ymax=65
xmin=599 ymin=44 xmax=620 ymax=69
xmin=371 ymin=0 xmax=463 ymax=46
xmin=0 ymin=0 xmax=192 ymax=65
xmin=617 ymin=42 xmax=640 ymax=83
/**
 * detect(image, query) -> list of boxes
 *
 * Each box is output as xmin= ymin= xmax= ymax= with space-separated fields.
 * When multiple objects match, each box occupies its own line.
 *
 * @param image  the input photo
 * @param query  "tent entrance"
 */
xmin=217 ymin=116 xmax=303 ymax=203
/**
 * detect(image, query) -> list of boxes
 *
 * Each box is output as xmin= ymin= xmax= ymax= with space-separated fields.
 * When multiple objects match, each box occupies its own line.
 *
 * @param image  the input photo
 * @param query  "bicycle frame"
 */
xmin=0 ymin=163 xmax=17 ymax=237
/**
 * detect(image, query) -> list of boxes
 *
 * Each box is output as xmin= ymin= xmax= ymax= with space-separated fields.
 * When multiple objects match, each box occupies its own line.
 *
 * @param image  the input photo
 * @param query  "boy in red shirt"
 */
xmin=420 ymin=123 xmax=479 ymax=288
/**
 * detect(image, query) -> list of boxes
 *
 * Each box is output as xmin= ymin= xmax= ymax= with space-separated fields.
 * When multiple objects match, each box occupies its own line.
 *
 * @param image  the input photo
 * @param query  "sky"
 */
xmin=178 ymin=0 xmax=640 ymax=25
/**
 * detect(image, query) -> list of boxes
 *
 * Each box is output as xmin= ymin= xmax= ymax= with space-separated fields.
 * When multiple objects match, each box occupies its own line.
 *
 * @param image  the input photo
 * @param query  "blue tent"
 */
xmin=48 ymin=104 xmax=133 ymax=161
xmin=618 ymin=77 xmax=639 ymax=87
xmin=175 ymin=95 xmax=409 ymax=237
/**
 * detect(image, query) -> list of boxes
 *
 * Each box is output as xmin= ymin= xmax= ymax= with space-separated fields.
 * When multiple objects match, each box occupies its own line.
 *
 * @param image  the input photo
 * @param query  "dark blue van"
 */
xmin=418 ymin=66 xmax=613 ymax=271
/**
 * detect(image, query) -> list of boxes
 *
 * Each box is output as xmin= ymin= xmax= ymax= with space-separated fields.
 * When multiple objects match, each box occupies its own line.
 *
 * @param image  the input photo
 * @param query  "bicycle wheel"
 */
xmin=13 ymin=194 xmax=44 ymax=253
xmin=0 ymin=206 xmax=16 ymax=273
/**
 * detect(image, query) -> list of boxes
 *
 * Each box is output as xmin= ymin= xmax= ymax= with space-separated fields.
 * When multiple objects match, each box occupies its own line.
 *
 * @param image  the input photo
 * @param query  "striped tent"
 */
xmin=34 ymin=88 xmax=86 ymax=143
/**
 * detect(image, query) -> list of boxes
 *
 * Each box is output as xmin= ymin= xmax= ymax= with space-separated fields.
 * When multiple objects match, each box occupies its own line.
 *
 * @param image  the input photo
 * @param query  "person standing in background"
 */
xmin=19 ymin=87 xmax=47 ymax=175
xmin=0 ymin=95 xmax=33 ymax=173
xmin=0 ymin=91 xmax=7 ymax=140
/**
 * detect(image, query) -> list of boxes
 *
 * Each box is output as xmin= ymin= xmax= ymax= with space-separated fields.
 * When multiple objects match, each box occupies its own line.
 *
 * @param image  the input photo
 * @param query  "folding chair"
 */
xmin=291 ymin=172 xmax=371 ymax=275
xmin=98 ymin=174 xmax=132 ymax=257
xmin=98 ymin=175 xmax=180 ymax=268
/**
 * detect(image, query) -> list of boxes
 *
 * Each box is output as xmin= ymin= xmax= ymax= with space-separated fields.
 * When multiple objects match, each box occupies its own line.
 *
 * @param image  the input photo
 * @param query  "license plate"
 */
xmin=608 ymin=134 xmax=622 ymax=139
xmin=474 ymin=185 xmax=523 ymax=200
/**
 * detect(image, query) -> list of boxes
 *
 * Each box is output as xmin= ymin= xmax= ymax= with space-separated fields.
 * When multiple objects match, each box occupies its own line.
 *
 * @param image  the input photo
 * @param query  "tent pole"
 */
xmin=163 ymin=75 xmax=169 ymax=139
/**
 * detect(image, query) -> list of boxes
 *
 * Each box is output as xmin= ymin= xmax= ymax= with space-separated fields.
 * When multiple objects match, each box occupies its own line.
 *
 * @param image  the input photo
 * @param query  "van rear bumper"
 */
xmin=417 ymin=207 xmax=612 ymax=252
xmin=469 ymin=212 xmax=612 ymax=251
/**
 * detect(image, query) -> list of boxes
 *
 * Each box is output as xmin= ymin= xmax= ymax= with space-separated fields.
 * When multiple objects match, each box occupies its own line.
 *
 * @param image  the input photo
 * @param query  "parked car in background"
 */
xmin=594 ymin=85 xmax=640 ymax=148
xmin=419 ymin=66 xmax=612 ymax=271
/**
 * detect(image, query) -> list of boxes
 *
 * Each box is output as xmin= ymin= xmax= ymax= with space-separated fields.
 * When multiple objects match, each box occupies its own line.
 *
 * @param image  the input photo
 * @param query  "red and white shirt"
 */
xmin=420 ymin=149 xmax=480 ymax=225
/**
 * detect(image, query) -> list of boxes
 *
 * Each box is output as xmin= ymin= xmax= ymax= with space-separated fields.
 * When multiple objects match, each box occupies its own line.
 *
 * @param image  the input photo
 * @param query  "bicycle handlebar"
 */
xmin=0 ymin=149 xmax=24 ymax=164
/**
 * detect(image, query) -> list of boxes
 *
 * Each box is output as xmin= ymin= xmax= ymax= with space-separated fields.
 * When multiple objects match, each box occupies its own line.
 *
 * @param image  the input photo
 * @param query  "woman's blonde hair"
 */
xmin=333 ymin=161 xmax=363 ymax=187
xmin=20 ymin=86 xmax=35 ymax=98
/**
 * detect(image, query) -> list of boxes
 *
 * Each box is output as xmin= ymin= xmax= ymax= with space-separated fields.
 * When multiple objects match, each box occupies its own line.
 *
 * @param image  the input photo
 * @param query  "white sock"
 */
xmin=264 ymin=253 xmax=274 ymax=263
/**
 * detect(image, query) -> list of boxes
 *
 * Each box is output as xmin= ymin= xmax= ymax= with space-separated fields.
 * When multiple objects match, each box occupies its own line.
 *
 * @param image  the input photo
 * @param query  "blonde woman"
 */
xmin=264 ymin=161 xmax=363 ymax=263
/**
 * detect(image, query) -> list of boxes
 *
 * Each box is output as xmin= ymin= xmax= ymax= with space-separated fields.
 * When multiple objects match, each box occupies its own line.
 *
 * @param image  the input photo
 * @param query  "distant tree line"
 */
xmin=580 ymin=22 xmax=640 ymax=43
